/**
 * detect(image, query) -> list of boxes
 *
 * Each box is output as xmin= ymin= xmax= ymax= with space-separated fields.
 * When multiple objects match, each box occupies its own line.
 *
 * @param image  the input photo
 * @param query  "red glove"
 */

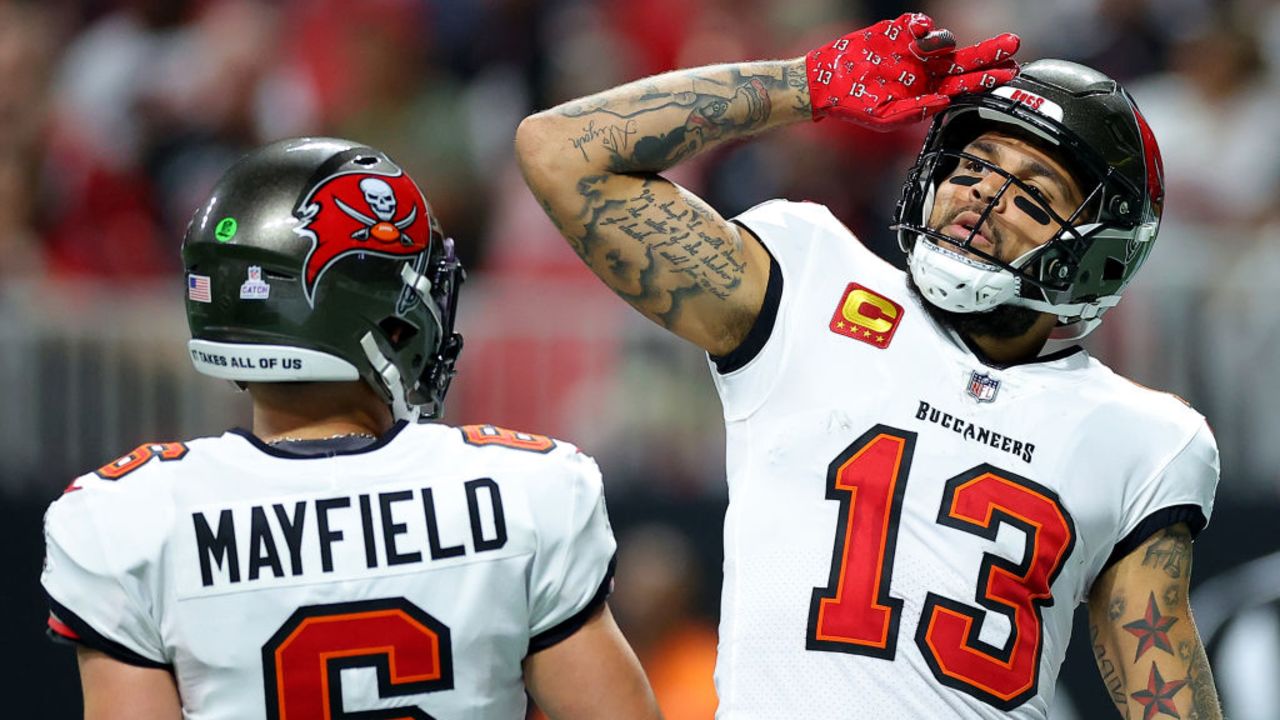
xmin=806 ymin=13 xmax=1020 ymax=130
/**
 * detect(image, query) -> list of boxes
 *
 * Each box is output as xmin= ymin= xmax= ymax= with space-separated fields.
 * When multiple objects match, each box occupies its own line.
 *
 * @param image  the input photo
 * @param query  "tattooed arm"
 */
xmin=516 ymin=16 xmax=1020 ymax=353
xmin=514 ymin=61 xmax=809 ymax=354
xmin=1088 ymin=524 xmax=1223 ymax=720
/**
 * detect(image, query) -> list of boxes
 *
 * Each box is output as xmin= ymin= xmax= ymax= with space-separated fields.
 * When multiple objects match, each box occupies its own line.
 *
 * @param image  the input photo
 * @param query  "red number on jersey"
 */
xmin=94 ymin=442 xmax=189 ymax=480
xmin=807 ymin=426 xmax=914 ymax=658
xmin=459 ymin=424 xmax=555 ymax=453
xmin=807 ymin=427 xmax=1075 ymax=709
xmin=917 ymin=469 xmax=1074 ymax=708
xmin=262 ymin=599 xmax=453 ymax=720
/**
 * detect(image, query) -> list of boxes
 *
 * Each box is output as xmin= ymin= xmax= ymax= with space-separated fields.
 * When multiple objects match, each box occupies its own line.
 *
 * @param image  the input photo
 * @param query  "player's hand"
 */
xmin=806 ymin=13 xmax=1020 ymax=130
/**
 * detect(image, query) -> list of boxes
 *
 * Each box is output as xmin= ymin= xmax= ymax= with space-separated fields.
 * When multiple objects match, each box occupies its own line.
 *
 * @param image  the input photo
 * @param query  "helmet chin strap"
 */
xmin=909 ymin=183 xmax=1120 ymax=337
xmin=1006 ymin=293 xmax=1121 ymax=339
xmin=907 ymin=240 xmax=1021 ymax=312
xmin=909 ymin=234 xmax=1121 ymax=338
xmin=359 ymin=332 xmax=421 ymax=422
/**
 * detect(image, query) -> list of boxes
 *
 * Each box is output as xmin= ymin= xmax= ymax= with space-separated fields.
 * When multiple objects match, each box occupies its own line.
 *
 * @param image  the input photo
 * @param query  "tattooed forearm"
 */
xmin=1092 ymin=624 xmax=1130 ymax=716
xmin=565 ymin=174 xmax=751 ymax=332
xmin=551 ymin=61 xmax=808 ymax=174
xmin=1131 ymin=662 xmax=1188 ymax=719
xmin=517 ymin=59 xmax=786 ymax=352
xmin=1178 ymin=640 xmax=1222 ymax=720
xmin=1142 ymin=526 xmax=1192 ymax=579
xmin=784 ymin=60 xmax=811 ymax=114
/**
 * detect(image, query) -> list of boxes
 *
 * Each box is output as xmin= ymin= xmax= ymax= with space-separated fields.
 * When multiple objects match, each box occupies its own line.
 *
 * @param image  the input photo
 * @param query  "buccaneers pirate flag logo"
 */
xmin=294 ymin=169 xmax=431 ymax=305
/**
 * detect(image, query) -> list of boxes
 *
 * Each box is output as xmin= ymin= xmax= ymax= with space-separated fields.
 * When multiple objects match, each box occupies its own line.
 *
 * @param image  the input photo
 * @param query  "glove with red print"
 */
xmin=806 ymin=13 xmax=1021 ymax=130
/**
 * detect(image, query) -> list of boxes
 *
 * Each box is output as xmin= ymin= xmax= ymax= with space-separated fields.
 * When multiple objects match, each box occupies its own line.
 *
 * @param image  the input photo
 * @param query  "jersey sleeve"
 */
xmin=712 ymin=200 xmax=869 ymax=420
xmin=1107 ymin=420 xmax=1220 ymax=568
xmin=41 ymin=479 xmax=170 ymax=668
xmin=526 ymin=450 xmax=617 ymax=652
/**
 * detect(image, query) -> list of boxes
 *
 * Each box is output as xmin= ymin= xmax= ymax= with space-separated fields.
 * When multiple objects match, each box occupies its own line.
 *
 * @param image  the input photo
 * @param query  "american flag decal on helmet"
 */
xmin=967 ymin=371 xmax=1000 ymax=403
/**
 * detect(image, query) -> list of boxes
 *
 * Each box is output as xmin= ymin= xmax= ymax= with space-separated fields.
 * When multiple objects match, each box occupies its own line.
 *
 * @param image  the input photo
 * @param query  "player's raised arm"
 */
xmin=515 ymin=60 xmax=802 ymax=355
xmin=1088 ymin=524 xmax=1224 ymax=720
xmin=515 ymin=13 xmax=1019 ymax=355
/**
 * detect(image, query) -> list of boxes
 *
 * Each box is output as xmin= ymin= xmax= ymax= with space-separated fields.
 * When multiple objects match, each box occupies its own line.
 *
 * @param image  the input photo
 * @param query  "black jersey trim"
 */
xmin=955 ymin=331 xmax=1085 ymax=370
xmin=710 ymin=235 xmax=782 ymax=375
xmin=230 ymin=420 xmax=409 ymax=459
xmin=527 ymin=556 xmax=616 ymax=655
xmin=1103 ymin=504 xmax=1208 ymax=573
xmin=45 ymin=594 xmax=172 ymax=670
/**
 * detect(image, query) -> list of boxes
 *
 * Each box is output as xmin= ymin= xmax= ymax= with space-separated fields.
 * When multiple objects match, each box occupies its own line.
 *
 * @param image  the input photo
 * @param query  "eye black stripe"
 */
xmin=948 ymin=175 xmax=982 ymax=186
xmin=1014 ymin=196 xmax=1051 ymax=225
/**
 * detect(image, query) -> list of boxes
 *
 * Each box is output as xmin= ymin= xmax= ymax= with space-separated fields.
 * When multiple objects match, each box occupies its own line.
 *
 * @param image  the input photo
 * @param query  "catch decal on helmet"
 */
xmin=295 ymin=169 xmax=431 ymax=305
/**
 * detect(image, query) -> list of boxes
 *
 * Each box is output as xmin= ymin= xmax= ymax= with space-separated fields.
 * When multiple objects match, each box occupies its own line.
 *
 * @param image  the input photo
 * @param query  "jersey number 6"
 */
xmin=806 ymin=425 xmax=1075 ymax=710
xmin=262 ymin=598 xmax=454 ymax=720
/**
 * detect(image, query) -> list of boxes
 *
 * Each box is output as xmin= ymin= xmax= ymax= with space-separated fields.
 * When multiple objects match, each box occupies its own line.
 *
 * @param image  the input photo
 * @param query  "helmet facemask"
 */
xmin=893 ymin=73 xmax=1161 ymax=339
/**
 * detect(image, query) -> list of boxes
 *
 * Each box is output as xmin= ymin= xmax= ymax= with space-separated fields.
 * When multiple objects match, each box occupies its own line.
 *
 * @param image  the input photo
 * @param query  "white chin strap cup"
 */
xmin=908 ymin=240 xmax=1021 ymax=313
xmin=909 ymin=239 xmax=1122 ymax=339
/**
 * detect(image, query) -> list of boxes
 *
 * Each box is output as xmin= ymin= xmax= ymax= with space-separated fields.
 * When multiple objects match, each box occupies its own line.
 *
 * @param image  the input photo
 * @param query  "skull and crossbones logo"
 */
xmin=333 ymin=177 xmax=418 ymax=246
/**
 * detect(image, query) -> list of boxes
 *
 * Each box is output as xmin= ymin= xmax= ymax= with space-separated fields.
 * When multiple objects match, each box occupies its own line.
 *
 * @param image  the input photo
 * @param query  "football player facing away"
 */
xmin=41 ymin=138 xmax=662 ymax=720
xmin=517 ymin=13 xmax=1222 ymax=720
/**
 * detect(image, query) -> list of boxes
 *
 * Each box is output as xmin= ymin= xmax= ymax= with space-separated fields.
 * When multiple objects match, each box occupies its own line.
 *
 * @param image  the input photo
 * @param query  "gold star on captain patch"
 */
xmin=876 ymin=335 xmax=885 ymax=343
xmin=836 ymin=321 xmax=846 ymax=330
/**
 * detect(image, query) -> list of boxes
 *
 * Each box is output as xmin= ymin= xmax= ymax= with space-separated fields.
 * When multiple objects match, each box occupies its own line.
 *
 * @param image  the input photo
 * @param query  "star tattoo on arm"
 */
xmin=1131 ymin=663 xmax=1188 ymax=720
xmin=1123 ymin=592 xmax=1178 ymax=662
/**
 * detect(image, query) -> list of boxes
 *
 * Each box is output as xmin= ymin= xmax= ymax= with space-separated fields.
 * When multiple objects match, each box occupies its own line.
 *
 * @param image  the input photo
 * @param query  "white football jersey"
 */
xmin=708 ymin=200 xmax=1219 ymax=719
xmin=42 ymin=422 xmax=616 ymax=720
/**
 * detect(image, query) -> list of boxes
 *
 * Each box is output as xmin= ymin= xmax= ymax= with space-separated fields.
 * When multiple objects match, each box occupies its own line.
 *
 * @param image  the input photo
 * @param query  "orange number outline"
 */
xmin=459 ymin=425 xmax=555 ymax=454
xmin=94 ymin=442 xmax=189 ymax=480
xmin=262 ymin=598 xmax=454 ymax=720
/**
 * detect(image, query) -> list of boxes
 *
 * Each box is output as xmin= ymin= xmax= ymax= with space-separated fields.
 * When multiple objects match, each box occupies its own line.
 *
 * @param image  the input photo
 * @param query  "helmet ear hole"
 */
xmin=1103 ymin=257 xmax=1125 ymax=282
xmin=378 ymin=317 xmax=419 ymax=350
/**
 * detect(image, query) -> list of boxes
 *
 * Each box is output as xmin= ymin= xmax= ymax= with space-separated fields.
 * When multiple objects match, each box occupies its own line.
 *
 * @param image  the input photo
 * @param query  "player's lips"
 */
xmin=944 ymin=211 xmax=996 ymax=254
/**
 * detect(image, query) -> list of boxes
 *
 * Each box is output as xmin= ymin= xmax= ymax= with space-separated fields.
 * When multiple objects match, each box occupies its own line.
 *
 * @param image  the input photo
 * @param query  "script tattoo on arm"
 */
xmin=565 ymin=173 xmax=752 ymax=333
xmin=518 ymin=60 xmax=807 ymax=351
xmin=1091 ymin=622 xmax=1131 ymax=717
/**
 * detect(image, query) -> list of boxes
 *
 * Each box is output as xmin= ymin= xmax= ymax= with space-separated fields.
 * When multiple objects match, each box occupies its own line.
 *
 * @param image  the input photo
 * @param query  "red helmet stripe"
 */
xmin=1130 ymin=103 xmax=1164 ymax=208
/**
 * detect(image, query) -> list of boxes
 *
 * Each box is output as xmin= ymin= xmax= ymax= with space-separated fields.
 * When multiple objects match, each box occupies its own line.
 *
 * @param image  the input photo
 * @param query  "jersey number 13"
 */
xmin=807 ymin=424 xmax=1075 ymax=710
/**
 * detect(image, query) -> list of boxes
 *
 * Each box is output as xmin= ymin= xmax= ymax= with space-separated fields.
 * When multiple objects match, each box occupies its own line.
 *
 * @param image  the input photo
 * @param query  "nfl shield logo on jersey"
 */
xmin=967 ymin=371 xmax=1000 ymax=403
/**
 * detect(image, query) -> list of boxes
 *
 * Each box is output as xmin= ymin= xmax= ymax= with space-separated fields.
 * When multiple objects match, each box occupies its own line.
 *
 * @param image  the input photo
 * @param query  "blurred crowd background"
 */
xmin=2 ymin=0 xmax=1278 ymax=717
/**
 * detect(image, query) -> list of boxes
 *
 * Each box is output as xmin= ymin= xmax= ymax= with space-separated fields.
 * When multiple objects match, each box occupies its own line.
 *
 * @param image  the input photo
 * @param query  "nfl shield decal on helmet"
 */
xmin=967 ymin=371 xmax=1000 ymax=403
xmin=293 ymin=169 xmax=431 ymax=305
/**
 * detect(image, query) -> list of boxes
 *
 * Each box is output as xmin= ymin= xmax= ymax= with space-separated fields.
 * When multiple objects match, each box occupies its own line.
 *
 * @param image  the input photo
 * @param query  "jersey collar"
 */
xmin=229 ymin=420 xmax=410 ymax=459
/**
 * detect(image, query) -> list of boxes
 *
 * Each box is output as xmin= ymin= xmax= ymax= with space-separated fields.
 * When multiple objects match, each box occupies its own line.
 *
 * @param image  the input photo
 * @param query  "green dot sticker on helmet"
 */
xmin=215 ymin=217 xmax=238 ymax=243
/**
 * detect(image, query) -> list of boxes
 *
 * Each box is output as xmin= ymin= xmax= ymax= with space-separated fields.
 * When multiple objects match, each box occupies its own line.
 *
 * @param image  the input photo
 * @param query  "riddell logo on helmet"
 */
xmin=293 ymin=170 xmax=431 ymax=305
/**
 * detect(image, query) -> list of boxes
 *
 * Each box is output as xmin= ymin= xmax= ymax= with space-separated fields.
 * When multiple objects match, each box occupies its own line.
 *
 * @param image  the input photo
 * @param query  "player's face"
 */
xmin=927 ymin=131 xmax=1084 ymax=266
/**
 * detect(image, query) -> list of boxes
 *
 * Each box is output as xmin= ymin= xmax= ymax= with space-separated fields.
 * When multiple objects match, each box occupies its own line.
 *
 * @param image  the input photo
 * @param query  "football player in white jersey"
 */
xmin=517 ymin=12 xmax=1223 ymax=720
xmin=41 ymin=138 xmax=663 ymax=720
